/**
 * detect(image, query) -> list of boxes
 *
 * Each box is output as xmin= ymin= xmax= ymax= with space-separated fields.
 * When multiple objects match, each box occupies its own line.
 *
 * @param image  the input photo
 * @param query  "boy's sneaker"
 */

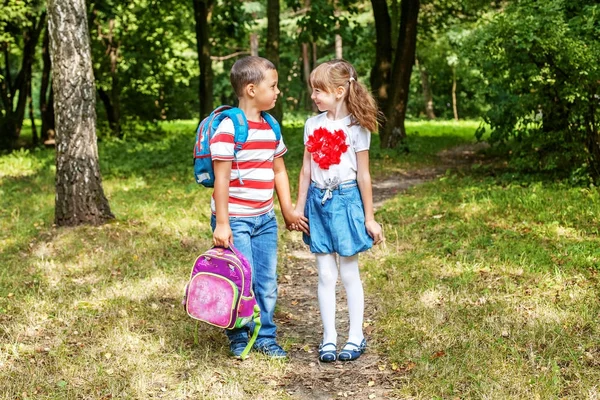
xmin=230 ymin=338 xmax=249 ymax=358
xmin=253 ymin=339 xmax=288 ymax=359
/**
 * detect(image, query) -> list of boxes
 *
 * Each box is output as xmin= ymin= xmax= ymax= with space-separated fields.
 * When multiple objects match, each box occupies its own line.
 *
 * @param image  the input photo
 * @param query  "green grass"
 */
xmin=366 ymin=173 xmax=600 ymax=398
xmin=6 ymin=118 xmax=599 ymax=398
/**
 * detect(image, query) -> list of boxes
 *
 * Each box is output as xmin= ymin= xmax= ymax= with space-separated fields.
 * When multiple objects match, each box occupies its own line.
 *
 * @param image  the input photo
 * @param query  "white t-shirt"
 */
xmin=303 ymin=112 xmax=371 ymax=186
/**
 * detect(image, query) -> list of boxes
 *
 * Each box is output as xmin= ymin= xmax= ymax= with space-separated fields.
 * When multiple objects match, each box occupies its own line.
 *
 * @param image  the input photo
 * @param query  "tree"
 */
xmin=469 ymin=0 xmax=600 ymax=178
xmin=39 ymin=25 xmax=56 ymax=145
xmin=371 ymin=0 xmax=420 ymax=148
xmin=0 ymin=1 xmax=46 ymax=150
xmin=193 ymin=0 xmax=214 ymax=119
xmin=266 ymin=0 xmax=283 ymax=122
xmin=48 ymin=0 xmax=114 ymax=226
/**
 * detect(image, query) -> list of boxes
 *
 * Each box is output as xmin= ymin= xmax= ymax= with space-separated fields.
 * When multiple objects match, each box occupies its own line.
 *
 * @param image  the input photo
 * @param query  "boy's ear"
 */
xmin=245 ymin=84 xmax=255 ymax=98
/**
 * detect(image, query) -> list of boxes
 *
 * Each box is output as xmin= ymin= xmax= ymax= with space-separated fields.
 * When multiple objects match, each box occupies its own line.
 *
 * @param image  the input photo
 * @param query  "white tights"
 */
xmin=316 ymin=253 xmax=364 ymax=348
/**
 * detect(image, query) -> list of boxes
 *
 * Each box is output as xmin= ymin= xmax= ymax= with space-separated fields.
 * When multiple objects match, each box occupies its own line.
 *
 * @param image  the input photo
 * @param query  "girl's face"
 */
xmin=311 ymin=87 xmax=338 ymax=113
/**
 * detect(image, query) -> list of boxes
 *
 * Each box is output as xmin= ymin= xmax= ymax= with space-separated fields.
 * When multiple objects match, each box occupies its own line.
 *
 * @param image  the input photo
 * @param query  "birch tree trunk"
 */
xmin=47 ymin=0 xmax=114 ymax=226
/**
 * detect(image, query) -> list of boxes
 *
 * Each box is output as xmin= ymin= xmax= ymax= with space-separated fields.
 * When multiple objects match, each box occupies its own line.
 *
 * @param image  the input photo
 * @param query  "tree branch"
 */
xmin=210 ymin=51 xmax=250 ymax=61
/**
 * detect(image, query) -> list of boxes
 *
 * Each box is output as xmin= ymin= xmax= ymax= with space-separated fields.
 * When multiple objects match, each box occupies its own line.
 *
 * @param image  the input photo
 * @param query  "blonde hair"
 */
xmin=230 ymin=56 xmax=276 ymax=98
xmin=309 ymin=59 xmax=380 ymax=132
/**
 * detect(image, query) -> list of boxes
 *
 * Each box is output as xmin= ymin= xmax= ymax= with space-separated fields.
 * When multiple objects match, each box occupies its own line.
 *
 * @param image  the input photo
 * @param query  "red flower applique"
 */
xmin=306 ymin=127 xmax=349 ymax=170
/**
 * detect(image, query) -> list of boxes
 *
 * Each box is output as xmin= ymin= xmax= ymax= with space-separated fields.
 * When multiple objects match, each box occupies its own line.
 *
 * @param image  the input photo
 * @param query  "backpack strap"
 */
xmin=213 ymin=107 xmax=248 ymax=185
xmin=261 ymin=111 xmax=282 ymax=142
xmin=221 ymin=108 xmax=249 ymax=152
xmin=240 ymin=304 xmax=262 ymax=360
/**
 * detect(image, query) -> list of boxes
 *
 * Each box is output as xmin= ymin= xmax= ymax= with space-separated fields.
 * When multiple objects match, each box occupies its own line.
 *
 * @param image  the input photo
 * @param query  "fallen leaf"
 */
xmin=369 ymin=394 xmax=376 ymax=399
xmin=431 ymin=350 xmax=446 ymax=359
xmin=368 ymin=381 xmax=375 ymax=387
xmin=378 ymin=364 xmax=386 ymax=371
xmin=104 ymin=353 xmax=112 ymax=360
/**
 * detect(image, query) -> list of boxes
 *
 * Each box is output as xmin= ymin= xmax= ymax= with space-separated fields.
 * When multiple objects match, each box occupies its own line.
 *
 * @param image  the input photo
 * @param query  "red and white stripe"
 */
xmin=210 ymin=118 xmax=286 ymax=217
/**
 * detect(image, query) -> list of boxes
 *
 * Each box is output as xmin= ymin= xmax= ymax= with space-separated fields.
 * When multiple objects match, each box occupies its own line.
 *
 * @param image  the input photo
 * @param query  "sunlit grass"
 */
xmin=4 ymin=118 xmax=600 ymax=398
xmin=365 ymin=174 xmax=600 ymax=398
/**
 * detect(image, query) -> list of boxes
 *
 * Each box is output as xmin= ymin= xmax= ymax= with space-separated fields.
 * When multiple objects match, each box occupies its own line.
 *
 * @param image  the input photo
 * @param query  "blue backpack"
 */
xmin=193 ymin=106 xmax=282 ymax=187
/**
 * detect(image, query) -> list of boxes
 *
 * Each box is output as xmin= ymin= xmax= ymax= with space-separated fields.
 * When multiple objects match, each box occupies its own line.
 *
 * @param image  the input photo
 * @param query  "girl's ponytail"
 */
xmin=346 ymin=74 xmax=381 ymax=133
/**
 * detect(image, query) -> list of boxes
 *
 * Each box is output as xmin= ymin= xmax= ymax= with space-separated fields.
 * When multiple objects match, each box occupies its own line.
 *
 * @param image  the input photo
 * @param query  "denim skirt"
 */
xmin=303 ymin=180 xmax=373 ymax=257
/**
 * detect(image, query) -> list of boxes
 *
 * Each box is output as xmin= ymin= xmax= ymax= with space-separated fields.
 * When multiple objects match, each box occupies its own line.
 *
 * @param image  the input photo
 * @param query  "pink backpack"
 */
xmin=183 ymin=245 xmax=261 ymax=359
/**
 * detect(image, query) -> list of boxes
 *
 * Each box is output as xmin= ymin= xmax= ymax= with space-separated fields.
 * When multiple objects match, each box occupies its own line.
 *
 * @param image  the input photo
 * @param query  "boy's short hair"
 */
xmin=230 ymin=56 xmax=276 ymax=98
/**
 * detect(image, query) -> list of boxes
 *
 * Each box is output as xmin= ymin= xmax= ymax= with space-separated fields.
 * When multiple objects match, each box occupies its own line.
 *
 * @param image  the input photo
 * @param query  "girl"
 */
xmin=292 ymin=59 xmax=384 ymax=362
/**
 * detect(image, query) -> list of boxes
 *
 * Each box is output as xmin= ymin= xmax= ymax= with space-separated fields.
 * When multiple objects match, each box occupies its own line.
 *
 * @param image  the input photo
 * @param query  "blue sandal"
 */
xmin=338 ymin=339 xmax=367 ymax=362
xmin=318 ymin=342 xmax=337 ymax=363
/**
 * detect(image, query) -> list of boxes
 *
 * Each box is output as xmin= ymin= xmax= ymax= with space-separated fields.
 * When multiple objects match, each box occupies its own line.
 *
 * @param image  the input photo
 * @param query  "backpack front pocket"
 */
xmin=186 ymin=272 xmax=239 ymax=329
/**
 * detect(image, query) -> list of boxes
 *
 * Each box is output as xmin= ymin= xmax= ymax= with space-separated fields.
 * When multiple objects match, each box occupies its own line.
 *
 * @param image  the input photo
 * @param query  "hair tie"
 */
xmin=348 ymin=77 xmax=356 ymax=83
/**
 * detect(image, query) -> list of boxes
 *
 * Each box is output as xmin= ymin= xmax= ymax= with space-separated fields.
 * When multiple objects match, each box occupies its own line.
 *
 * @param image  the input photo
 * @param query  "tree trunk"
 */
xmin=107 ymin=19 xmax=121 ymax=137
xmin=335 ymin=34 xmax=342 ymax=59
xmin=0 ymin=12 xmax=46 ymax=150
xmin=250 ymin=33 xmax=259 ymax=56
xmin=370 ymin=0 xmax=393 ymax=119
xmin=266 ymin=0 xmax=283 ymax=122
xmin=40 ymin=25 xmax=56 ymax=144
xmin=585 ymin=91 xmax=600 ymax=179
xmin=334 ymin=4 xmax=342 ymax=59
xmin=193 ymin=0 xmax=214 ymax=119
xmin=416 ymin=57 xmax=435 ymax=119
xmin=382 ymin=0 xmax=420 ymax=149
xmin=451 ymin=67 xmax=458 ymax=120
xmin=28 ymin=86 xmax=38 ymax=147
xmin=48 ymin=0 xmax=114 ymax=226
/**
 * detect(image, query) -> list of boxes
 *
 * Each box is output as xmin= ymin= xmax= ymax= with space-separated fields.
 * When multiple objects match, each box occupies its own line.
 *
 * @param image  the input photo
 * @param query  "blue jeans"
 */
xmin=211 ymin=209 xmax=279 ymax=344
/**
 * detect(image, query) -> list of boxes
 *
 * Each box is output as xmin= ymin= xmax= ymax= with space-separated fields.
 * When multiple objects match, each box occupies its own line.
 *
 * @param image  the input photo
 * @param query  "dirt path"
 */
xmin=276 ymin=143 xmax=489 ymax=400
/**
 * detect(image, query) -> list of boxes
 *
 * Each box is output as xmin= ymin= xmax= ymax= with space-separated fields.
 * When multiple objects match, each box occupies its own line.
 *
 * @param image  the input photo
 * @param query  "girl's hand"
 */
xmin=366 ymin=219 xmax=384 ymax=245
xmin=287 ymin=209 xmax=310 ymax=235
xmin=213 ymin=223 xmax=233 ymax=248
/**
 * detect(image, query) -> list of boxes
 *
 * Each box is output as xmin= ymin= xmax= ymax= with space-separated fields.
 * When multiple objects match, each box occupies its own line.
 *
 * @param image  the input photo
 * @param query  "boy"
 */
xmin=210 ymin=56 xmax=308 ymax=358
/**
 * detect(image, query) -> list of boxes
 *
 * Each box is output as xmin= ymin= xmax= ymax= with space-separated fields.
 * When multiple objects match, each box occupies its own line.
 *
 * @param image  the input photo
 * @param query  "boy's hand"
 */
xmin=213 ymin=223 xmax=233 ymax=248
xmin=365 ymin=219 xmax=384 ymax=245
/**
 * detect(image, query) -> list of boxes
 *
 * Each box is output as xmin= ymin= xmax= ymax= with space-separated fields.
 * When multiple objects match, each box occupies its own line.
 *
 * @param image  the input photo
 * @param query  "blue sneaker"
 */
xmin=229 ymin=338 xmax=249 ymax=358
xmin=253 ymin=339 xmax=288 ymax=359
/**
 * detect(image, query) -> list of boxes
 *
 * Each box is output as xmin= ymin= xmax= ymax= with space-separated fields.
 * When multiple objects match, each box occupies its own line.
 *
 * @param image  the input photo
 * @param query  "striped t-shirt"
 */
xmin=209 ymin=117 xmax=287 ymax=217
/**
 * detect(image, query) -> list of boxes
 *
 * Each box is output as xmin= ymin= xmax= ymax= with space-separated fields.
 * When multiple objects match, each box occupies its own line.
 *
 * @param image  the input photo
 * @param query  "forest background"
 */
xmin=2 ymin=0 xmax=600 ymax=398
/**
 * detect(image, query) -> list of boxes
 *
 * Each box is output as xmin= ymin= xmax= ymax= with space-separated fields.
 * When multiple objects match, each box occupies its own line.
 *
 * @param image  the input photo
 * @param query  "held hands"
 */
xmin=213 ymin=223 xmax=233 ymax=248
xmin=366 ymin=219 xmax=384 ymax=245
xmin=284 ymin=207 xmax=309 ymax=235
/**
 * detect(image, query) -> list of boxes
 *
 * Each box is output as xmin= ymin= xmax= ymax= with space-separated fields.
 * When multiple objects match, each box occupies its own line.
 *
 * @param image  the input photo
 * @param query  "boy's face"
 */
xmin=252 ymin=69 xmax=280 ymax=111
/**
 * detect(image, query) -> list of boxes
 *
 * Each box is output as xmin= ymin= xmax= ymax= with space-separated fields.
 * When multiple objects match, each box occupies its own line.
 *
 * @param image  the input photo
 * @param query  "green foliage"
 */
xmin=89 ymin=0 xmax=200 ymax=128
xmin=467 ymin=0 xmax=600 ymax=177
